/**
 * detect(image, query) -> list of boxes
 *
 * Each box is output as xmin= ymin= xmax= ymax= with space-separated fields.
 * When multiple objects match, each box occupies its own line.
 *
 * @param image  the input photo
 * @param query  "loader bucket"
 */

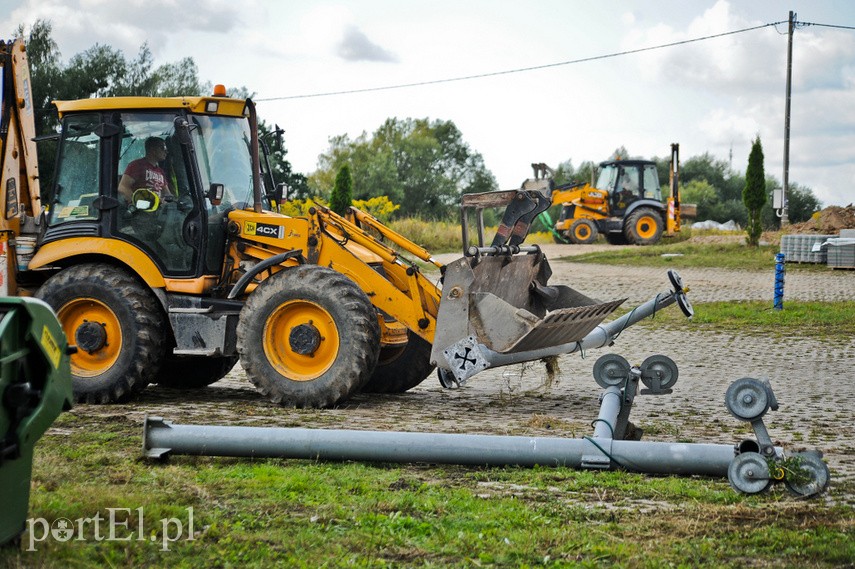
xmin=431 ymin=250 xmax=625 ymax=383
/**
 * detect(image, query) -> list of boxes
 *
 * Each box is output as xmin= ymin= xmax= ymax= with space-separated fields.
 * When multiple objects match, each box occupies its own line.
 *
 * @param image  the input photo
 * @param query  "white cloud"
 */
xmin=337 ymin=25 xmax=398 ymax=62
xmin=5 ymin=0 xmax=854 ymax=207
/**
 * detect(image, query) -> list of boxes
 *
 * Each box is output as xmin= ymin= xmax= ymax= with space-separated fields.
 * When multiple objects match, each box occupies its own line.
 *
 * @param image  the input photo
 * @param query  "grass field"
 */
xmin=2 ymin=412 xmax=853 ymax=568
xmin=2 ymin=238 xmax=853 ymax=568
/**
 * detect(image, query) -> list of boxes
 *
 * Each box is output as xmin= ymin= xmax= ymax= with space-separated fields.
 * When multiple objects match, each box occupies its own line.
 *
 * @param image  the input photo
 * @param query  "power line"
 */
xmin=801 ymin=21 xmax=855 ymax=31
xmin=257 ymin=21 xmax=784 ymax=102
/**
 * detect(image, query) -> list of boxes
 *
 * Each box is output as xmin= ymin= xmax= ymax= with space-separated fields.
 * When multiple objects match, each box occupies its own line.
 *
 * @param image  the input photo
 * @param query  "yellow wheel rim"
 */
xmin=57 ymin=298 xmax=122 ymax=377
xmin=264 ymin=299 xmax=340 ymax=381
xmin=635 ymin=215 xmax=659 ymax=240
xmin=574 ymin=224 xmax=591 ymax=240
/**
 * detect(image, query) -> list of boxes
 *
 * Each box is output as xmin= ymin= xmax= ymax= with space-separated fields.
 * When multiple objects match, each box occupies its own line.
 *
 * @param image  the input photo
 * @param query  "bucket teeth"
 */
xmin=502 ymin=299 xmax=625 ymax=353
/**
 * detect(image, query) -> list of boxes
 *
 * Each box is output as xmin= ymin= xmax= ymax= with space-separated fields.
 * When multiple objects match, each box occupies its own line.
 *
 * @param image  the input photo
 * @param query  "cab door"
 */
xmin=111 ymin=112 xmax=205 ymax=277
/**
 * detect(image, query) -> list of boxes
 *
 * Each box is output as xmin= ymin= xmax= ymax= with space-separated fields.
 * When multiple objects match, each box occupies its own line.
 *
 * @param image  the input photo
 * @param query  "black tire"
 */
xmin=624 ymin=208 xmax=664 ymax=245
xmin=237 ymin=265 xmax=381 ymax=408
xmin=568 ymin=219 xmax=598 ymax=244
xmin=605 ymin=232 xmax=628 ymax=245
xmin=36 ymin=263 xmax=166 ymax=404
xmin=155 ymin=355 xmax=239 ymax=389
xmin=361 ymin=331 xmax=435 ymax=393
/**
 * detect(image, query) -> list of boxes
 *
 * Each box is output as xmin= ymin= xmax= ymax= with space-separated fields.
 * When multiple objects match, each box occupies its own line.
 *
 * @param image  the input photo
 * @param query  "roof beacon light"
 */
xmin=213 ymin=84 xmax=227 ymax=97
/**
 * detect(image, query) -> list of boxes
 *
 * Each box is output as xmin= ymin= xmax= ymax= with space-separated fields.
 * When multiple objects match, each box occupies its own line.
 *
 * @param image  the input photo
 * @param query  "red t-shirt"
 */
xmin=124 ymin=158 xmax=169 ymax=197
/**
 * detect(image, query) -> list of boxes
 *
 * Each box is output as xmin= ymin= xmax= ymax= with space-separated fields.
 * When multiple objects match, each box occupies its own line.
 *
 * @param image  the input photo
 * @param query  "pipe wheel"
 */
xmin=237 ymin=265 xmax=380 ymax=408
xmin=36 ymin=263 xmax=166 ymax=403
xmin=625 ymin=209 xmax=663 ymax=245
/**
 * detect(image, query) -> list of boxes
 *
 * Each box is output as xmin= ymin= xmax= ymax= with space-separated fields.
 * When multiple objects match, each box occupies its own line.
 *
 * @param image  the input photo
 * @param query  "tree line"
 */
xmin=19 ymin=19 xmax=306 ymax=195
xmin=18 ymin=20 xmax=820 ymax=226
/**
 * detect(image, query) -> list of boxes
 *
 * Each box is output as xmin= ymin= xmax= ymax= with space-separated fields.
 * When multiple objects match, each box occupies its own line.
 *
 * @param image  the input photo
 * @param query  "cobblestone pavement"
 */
xmin=118 ymin=243 xmax=854 ymax=498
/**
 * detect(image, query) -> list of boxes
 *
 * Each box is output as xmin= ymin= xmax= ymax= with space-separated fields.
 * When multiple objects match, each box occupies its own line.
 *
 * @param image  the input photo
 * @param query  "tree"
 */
xmin=19 ymin=19 xmax=306 ymax=197
xmin=310 ymin=118 xmax=496 ymax=218
xmin=743 ymin=136 xmax=766 ymax=246
xmin=330 ymin=164 xmax=354 ymax=215
xmin=761 ymin=181 xmax=822 ymax=228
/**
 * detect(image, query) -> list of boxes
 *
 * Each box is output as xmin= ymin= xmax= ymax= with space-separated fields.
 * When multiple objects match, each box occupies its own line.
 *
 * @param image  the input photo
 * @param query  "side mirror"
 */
xmin=275 ymin=182 xmax=288 ymax=203
xmin=208 ymin=183 xmax=224 ymax=206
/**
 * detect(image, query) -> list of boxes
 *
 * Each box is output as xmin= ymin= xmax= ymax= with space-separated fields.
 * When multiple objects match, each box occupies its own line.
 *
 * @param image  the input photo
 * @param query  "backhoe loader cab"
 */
xmin=550 ymin=145 xmax=680 ymax=246
xmin=2 ymin=38 xmax=689 ymax=408
xmin=594 ymin=160 xmax=662 ymax=213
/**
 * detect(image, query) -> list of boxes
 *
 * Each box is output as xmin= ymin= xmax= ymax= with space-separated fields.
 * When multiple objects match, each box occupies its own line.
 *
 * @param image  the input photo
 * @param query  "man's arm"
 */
xmin=118 ymin=174 xmax=136 ymax=204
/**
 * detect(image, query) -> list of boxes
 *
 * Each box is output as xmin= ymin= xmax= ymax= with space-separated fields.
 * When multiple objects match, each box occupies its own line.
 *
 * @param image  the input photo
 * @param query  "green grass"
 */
xmin=635 ymin=300 xmax=855 ymax=338
xmin=2 ymin=411 xmax=853 ymax=568
xmin=561 ymin=241 xmax=787 ymax=271
xmin=3 ymin=229 xmax=853 ymax=567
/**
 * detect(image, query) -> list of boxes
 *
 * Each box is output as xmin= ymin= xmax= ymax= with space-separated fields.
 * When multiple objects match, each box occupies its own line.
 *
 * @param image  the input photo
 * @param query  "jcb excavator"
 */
xmin=530 ymin=146 xmax=681 ymax=245
xmin=0 ymin=38 xmax=692 ymax=407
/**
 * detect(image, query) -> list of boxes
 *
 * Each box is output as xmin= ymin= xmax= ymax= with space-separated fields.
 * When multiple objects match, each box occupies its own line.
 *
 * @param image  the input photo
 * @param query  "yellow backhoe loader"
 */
xmin=0 ymin=38 xmax=691 ymax=407
xmin=531 ymin=146 xmax=682 ymax=245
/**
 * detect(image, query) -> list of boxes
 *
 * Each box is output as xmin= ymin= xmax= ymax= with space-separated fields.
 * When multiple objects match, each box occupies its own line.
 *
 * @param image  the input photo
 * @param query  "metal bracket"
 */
xmin=441 ymin=336 xmax=489 ymax=384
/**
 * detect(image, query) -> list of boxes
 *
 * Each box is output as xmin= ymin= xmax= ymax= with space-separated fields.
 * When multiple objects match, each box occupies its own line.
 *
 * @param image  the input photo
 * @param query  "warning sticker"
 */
xmin=57 ymin=205 xmax=91 ymax=219
xmin=41 ymin=325 xmax=62 ymax=369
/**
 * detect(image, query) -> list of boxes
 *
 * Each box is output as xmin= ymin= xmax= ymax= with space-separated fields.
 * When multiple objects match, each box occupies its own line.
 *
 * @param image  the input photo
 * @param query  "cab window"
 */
xmin=643 ymin=165 xmax=662 ymax=200
xmin=48 ymin=114 xmax=101 ymax=225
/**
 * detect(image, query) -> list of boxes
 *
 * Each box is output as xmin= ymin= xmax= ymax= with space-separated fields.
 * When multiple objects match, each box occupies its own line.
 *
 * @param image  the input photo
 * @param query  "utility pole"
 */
xmin=781 ymin=11 xmax=795 ymax=226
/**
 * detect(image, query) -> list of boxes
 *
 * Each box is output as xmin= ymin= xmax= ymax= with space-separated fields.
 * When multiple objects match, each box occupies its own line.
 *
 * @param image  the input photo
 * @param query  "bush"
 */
xmin=352 ymin=196 xmax=400 ymax=223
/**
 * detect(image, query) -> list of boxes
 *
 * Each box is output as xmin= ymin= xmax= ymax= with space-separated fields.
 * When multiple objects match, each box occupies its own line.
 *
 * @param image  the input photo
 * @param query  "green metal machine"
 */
xmin=0 ymin=297 xmax=73 ymax=547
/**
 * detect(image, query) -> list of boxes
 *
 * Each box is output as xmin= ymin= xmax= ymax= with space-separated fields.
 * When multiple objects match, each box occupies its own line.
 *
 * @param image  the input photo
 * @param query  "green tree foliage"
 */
xmin=18 ymin=19 xmax=305 ymax=197
xmin=743 ymin=136 xmax=766 ymax=246
xmin=330 ymin=164 xmax=354 ymax=215
xmin=761 ymin=182 xmax=822 ymax=228
xmin=553 ymin=159 xmax=596 ymax=187
xmin=310 ymin=118 xmax=496 ymax=219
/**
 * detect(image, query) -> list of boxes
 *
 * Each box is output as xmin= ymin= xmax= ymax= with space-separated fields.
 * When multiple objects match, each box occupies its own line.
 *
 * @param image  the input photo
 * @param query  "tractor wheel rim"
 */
xmin=575 ymin=225 xmax=590 ymax=239
xmin=264 ymin=299 xmax=340 ymax=381
xmin=636 ymin=216 xmax=658 ymax=239
xmin=58 ymin=298 xmax=122 ymax=377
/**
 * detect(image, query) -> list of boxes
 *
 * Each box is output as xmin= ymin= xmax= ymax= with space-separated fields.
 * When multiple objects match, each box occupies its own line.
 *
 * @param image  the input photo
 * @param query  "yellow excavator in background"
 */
xmin=0 ymin=38 xmax=691 ymax=408
xmin=529 ymin=145 xmax=682 ymax=245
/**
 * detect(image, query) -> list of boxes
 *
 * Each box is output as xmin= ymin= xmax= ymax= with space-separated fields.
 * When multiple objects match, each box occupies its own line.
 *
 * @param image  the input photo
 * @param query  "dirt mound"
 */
xmin=789 ymin=205 xmax=855 ymax=233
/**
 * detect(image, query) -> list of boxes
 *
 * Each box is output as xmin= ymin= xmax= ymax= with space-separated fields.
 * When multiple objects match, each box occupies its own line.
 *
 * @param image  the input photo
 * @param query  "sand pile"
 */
xmin=789 ymin=205 xmax=855 ymax=233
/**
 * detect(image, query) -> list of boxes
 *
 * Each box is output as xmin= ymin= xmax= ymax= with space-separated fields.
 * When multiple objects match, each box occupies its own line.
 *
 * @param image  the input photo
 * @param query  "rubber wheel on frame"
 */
xmin=237 ymin=265 xmax=381 ymax=408
xmin=568 ymin=219 xmax=598 ymax=244
xmin=155 ymin=355 xmax=239 ymax=389
xmin=624 ymin=208 xmax=663 ymax=245
xmin=361 ymin=331 xmax=435 ymax=393
xmin=36 ymin=263 xmax=166 ymax=404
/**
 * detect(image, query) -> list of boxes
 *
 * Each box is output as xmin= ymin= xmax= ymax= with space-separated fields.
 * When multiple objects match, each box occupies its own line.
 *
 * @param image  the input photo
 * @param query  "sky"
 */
xmin=4 ymin=0 xmax=855 ymax=208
